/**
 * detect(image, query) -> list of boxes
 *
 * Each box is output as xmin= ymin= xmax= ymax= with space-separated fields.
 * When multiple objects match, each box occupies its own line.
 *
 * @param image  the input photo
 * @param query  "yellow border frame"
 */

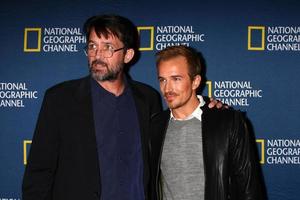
xmin=205 ymin=81 xmax=212 ymax=98
xmin=24 ymin=28 xmax=42 ymax=52
xmin=256 ymin=139 xmax=265 ymax=164
xmin=248 ymin=26 xmax=265 ymax=51
xmin=23 ymin=140 xmax=32 ymax=165
xmin=137 ymin=26 xmax=154 ymax=51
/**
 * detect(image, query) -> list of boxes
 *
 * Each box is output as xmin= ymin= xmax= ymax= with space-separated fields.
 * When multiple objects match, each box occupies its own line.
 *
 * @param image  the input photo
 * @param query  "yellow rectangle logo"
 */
xmin=23 ymin=140 xmax=32 ymax=165
xmin=248 ymin=26 xmax=265 ymax=50
xmin=256 ymin=139 xmax=265 ymax=164
xmin=137 ymin=26 xmax=154 ymax=51
xmin=24 ymin=28 xmax=42 ymax=52
xmin=205 ymin=81 xmax=212 ymax=98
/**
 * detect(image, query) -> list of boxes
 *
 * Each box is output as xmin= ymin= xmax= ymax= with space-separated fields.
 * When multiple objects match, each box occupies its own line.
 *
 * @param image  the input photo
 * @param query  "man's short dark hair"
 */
xmin=83 ymin=14 xmax=139 ymax=50
xmin=156 ymin=45 xmax=202 ymax=80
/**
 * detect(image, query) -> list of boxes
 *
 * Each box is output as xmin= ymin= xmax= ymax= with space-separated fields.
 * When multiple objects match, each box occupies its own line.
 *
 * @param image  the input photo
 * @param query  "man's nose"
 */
xmin=163 ymin=81 xmax=173 ymax=93
xmin=95 ymin=49 xmax=105 ymax=59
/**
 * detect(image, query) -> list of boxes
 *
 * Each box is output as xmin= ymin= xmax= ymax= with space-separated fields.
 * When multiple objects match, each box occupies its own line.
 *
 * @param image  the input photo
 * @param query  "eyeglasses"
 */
xmin=84 ymin=43 xmax=125 ymax=58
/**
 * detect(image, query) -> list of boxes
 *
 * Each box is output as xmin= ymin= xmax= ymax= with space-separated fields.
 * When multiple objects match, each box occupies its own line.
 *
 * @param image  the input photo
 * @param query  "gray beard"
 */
xmin=89 ymin=60 xmax=123 ymax=82
xmin=90 ymin=68 xmax=120 ymax=81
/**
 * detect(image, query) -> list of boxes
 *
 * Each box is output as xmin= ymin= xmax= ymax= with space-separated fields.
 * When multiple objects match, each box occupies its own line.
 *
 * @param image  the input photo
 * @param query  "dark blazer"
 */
xmin=22 ymin=76 xmax=162 ymax=200
xmin=150 ymin=103 xmax=265 ymax=200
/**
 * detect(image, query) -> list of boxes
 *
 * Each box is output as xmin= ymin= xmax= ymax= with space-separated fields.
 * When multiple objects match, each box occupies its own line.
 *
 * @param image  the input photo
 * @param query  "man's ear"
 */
xmin=192 ymin=75 xmax=201 ymax=90
xmin=124 ymin=49 xmax=135 ymax=63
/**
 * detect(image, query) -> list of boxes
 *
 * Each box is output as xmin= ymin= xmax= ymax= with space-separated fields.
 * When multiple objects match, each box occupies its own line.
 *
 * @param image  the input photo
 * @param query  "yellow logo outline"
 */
xmin=24 ymin=28 xmax=42 ymax=52
xmin=205 ymin=81 xmax=212 ymax=98
xmin=137 ymin=26 xmax=154 ymax=51
xmin=248 ymin=26 xmax=265 ymax=51
xmin=23 ymin=140 xmax=32 ymax=165
xmin=256 ymin=139 xmax=265 ymax=164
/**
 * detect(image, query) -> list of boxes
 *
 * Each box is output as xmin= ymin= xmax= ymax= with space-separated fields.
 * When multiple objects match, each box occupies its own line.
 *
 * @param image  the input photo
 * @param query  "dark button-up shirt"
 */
xmin=91 ymin=78 xmax=144 ymax=200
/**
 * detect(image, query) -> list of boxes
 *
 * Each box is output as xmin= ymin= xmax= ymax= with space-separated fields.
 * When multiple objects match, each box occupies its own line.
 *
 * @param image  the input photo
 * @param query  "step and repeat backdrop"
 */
xmin=1 ymin=0 xmax=300 ymax=199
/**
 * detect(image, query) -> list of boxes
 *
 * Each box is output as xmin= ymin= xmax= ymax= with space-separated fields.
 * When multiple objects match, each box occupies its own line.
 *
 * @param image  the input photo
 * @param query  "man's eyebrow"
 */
xmin=87 ymin=40 xmax=114 ymax=45
xmin=170 ymin=75 xmax=183 ymax=78
xmin=157 ymin=75 xmax=183 ymax=79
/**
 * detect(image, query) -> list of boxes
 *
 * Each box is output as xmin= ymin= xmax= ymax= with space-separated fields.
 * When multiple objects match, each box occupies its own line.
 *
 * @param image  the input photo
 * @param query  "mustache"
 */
xmin=91 ymin=59 xmax=108 ymax=67
xmin=164 ymin=92 xmax=178 ymax=97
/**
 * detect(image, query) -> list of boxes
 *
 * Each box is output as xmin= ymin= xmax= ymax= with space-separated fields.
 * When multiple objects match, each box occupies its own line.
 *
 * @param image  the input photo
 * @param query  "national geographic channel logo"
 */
xmin=24 ymin=27 xmax=86 ymax=53
xmin=0 ymin=82 xmax=38 ymax=108
xmin=248 ymin=26 xmax=300 ymax=51
xmin=137 ymin=25 xmax=205 ymax=51
xmin=204 ymin=80 xmax=263 ymax=107
xmin=256 ymin=139 xmax=300 ymax=165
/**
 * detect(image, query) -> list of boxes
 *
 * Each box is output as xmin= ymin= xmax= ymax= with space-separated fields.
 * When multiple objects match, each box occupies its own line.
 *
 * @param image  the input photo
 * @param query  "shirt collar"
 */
xmin=90 ymin=75 xmax=129 ymax=98
xmin=170 ymin=95 xmax=205 ymax=121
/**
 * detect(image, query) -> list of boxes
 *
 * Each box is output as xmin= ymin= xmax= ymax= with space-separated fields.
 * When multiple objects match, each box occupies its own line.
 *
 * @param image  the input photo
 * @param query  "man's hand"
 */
xmin=208 ymin=97 xmax=229 ymax=109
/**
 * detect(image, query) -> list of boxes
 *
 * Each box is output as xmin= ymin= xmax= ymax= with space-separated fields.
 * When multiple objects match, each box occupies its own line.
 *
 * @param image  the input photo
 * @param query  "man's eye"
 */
xmin=88 ymin=44 xmax=97 ymax=50
xmin=104 ymin=44 xmax=114 ymax=51
xmin=159 ymin=78 xmax=166 ymax=83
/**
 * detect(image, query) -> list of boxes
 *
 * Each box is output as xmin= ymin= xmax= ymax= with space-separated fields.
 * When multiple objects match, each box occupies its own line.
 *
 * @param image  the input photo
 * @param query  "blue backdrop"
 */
xmin=1 ymin=1 xmax=300 ymax=199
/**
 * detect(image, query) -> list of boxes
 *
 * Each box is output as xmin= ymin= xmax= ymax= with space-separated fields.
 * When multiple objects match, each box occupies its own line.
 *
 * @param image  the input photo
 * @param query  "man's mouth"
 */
xmin=164 ymin=93 xmax=177 ymax=101
xmin=92 ymin=60 xmax=108 ymax=68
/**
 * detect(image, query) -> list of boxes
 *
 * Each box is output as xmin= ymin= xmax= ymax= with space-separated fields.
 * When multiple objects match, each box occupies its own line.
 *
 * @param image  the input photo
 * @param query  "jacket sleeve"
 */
xmin=22 ymin=90 xmax=60 ymax=200
xmin=229 ymin=112 xmax=266 ymax=200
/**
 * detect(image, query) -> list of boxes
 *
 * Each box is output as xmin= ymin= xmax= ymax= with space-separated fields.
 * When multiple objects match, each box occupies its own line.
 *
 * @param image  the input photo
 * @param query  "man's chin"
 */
xmin=91 ymin=72 xmax=106 ymax=81
xmin=167 ymin=103 xmax=177 ymax=110
xmin=91 ymin=72 xmax=118 ymax=82
xmin=91 ymin=66 xmax=107 ymax=74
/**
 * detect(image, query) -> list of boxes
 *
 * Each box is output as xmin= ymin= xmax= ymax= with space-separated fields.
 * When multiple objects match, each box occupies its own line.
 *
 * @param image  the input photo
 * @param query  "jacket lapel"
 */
xmin=74 ymin=76 xmax=101 ymax=196
xmin=129 ymin=81 xmax=154 ymax=198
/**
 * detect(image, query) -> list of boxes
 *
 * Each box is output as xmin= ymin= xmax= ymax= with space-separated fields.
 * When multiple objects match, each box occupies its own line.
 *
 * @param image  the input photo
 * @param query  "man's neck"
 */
xmin=97 ymin=73 xmax=125 ymax=96
xmin=171 ymin=96 xmax=200 ymax=120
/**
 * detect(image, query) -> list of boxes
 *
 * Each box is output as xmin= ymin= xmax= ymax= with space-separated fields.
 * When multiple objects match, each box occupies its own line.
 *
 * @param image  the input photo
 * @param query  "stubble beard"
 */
xmin=164 ymin=91 xmax=179 ymax=109
xmin=89 ymin=59 xmax=123 ymax=82
xmin=164 ymin=91 xmax=193 ymax=111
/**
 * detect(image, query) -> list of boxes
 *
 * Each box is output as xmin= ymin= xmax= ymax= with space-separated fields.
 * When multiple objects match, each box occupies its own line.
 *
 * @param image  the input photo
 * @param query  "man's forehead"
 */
xmin=159 ymin=56 xmax=188 ymax=68
xmin=89 ymin=30 xmax=122 ymax=44
xmin=90 ymin=27 xmax=117 ymax=37
xmin=90 ymin=31 xmax=117 ymax=39
xmin=158 ymin=66 xmax=188 ymax=77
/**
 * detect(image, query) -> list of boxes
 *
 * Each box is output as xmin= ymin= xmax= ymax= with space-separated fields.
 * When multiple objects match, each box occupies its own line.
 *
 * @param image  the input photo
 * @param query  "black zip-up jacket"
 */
xmin=150 ymin=103 xmax=265 ymax=200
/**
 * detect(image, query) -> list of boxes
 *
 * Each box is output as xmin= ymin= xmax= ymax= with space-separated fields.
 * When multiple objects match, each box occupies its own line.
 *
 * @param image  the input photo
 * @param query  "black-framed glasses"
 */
xmin=84 ymin=43 xmax=125 ymax=58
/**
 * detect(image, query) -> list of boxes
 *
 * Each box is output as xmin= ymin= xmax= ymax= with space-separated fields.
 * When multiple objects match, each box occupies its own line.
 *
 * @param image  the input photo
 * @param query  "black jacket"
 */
xmin=150 ymin=103 xmax=265 ymax=200
xmin=22 ymin=76 xmax=162 ymax=200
